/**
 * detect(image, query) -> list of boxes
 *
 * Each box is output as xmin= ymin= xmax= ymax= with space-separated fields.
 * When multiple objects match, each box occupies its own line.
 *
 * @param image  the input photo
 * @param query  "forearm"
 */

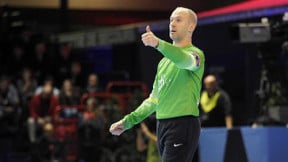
xmin=123 ymin=98 xmax=157 ymax=129
xmin=136 ymin=131 xmax=147 ymax=152
xmin=143 ymin=130 xmax=157 ymax=143
xmin=225 ymin=115 xmax=233 ymax=128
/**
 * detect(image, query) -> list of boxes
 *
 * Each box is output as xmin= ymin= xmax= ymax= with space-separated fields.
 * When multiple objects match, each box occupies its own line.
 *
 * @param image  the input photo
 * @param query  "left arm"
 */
xmin=136 ymin=128 xmax=148 ymax=152
xmin=140 ymin=123 xmax=157 ymax=143
xmin=225 ymin=115 xmax=233 ymax=129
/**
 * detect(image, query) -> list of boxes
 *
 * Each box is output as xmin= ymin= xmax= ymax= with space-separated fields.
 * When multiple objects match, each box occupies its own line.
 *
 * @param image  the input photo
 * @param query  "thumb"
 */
xmin=146 ymin=25 xmax=152 ymax=33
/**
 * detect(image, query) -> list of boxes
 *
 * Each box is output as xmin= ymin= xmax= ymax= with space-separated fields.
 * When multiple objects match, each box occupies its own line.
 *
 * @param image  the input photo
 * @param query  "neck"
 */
xmin=207 ymin=89 xmax=218 ymax=97
xmin=173 ymin=36 xmax=192 ymax=47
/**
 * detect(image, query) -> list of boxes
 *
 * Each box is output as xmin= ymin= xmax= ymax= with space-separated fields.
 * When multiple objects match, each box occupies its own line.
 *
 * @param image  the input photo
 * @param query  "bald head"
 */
xmin=169 ymin=7 xmax=198 ymax=44
xmin=88 ymin=73 xmax=98 ymax=87
xmin=204 ymin=75 xmax=217 ymax=84
xmin=173 ymin=7 xmax=198 ymax=27
xmin=204 ymin=75 xmax=217 ymax=94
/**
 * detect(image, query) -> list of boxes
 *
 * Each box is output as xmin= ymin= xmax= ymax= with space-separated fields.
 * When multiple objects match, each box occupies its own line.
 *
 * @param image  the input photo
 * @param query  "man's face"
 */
xmin=35 ymin=42 xmax=46 ymax=55
xmin=88 ymin=75 xmax=98 ymax=87
xmin=63 ymin=80 xmax=72 ymax=91
xmin=169 ymin=9 xmax=193 ymax=42
xmin=204 ymin=81 xmax=216 ymax=94
xmin=41 ymin=83 xmax=53 ymax=98
xmin=0 ymin=80 xmax=9 ymax=92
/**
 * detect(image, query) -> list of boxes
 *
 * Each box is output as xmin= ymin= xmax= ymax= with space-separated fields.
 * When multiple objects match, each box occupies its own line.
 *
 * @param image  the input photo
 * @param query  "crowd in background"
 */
xmin=0 ymin=28 xmax=149 ymax=162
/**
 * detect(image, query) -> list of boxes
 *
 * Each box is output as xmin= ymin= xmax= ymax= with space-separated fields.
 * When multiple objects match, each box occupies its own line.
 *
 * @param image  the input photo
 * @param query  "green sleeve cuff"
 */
xmin=123 ymin=115 xmax=132 ymax=130
xmin=156 ymin=39 xmax=165 ymax=51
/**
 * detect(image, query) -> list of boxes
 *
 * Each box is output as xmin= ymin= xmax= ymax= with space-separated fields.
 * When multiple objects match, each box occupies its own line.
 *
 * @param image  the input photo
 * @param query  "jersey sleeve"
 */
xmin=123 ymin=76 xmax=159 ymax=130
xmin=156 ymin=39 xmax=202 ymax=71
xmin=123 ymin=96 xmax=157 ymax=129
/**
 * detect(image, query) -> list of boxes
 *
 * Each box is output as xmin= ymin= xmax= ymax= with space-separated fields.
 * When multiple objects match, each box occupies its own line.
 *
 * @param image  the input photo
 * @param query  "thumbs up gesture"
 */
xmin=141 ymin=25 xmax=159 ymax=48
xmin=146 ymin=25 xmax=152 ymax=33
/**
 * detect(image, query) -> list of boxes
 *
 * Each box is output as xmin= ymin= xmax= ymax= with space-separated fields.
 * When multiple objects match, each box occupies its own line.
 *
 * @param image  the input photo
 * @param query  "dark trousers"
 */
xmin=157 ymin=116 xmax=200 ymax=162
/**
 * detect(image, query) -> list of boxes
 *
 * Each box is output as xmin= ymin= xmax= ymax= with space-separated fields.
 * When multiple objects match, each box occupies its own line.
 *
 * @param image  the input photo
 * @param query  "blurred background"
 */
xmin=0 ymin=0 xmax=288 ymax=162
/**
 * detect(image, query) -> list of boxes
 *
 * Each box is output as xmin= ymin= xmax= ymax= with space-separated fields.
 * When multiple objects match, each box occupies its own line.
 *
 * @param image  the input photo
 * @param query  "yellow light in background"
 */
xmin=5 ymin=0 xmax=59 ymax=9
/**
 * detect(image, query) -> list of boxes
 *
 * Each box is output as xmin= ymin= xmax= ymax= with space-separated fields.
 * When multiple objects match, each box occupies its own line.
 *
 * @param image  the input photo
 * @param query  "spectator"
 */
xmin=27 ymin=83 xmax=59 ymax=143
xmin=28 ymin=41 xmax=53 ymax=82
xmin=200 ymin=74 xmax=233 ymax=128
xmin=37 ymin=123 xmax=62 ymax=162
xmin=84 ymin=73 xmax=101 ymax=94
xmin=16 ymin=68 xmax=38 ymax=121
xmin=19 ymin=27 xmax=33 ymax=46
xmin=35 ymin=76 xmax=60 ymax=97
xmin=78 ymin=97 xmax=105 ymax=162
xmin=79 ymin=97 xmax=105 ymax=140
xmin=0 ymin=75 xmax=20 ymax=131
xmin=70 ymin=61 xmax=85 ymax=89
xmin=192 ymin=75 xmax=233 ymax=162
xmin=55 ymin=43 xmax=74 ymax=87
xmin=59 ymin=79 xmax=80 ymax=106
xmin=7 ymin=44 xmax=28 ymax=76
xmin=103 ymin=97 xmax=122 ymax=126
xmin=136 ymin=114 xmax=161 ymax=162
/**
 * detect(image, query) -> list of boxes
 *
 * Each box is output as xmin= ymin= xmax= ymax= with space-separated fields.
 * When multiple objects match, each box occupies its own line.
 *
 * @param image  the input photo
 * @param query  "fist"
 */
xmin=141 ymin=25 xmax=159 ymax=48
xmin=109 ymin=120 xmax=125 ymax=136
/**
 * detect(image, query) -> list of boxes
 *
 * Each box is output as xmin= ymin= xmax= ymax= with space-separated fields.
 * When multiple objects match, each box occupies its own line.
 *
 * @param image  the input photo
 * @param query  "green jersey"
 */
xmin=123 ymin=39 xmax=205 ymax=129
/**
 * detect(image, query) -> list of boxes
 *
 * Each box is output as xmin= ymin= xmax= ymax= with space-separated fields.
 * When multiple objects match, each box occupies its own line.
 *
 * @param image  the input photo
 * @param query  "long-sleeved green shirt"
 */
xmin=123 ymin=39 xmax=205 ymax=129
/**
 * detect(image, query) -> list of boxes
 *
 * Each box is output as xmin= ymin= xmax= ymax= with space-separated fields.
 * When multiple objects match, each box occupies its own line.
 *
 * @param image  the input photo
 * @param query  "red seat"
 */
xmin=53 ymin=105 xmax=85 ymax=160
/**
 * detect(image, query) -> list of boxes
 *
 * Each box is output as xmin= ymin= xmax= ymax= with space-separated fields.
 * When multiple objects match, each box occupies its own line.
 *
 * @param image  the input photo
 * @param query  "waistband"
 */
xmin=157 ymin=115 xmax=198 ymax=122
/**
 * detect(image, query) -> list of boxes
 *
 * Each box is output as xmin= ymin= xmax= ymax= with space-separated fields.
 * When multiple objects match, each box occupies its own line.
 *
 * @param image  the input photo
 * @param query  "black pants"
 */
xmin=157 ymin=116 xmax=200 ymax=162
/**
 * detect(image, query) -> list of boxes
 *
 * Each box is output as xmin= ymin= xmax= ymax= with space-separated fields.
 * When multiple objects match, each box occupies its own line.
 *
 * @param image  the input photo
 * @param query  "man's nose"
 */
xmin=170 ymin=20 xmax=176 ymax=26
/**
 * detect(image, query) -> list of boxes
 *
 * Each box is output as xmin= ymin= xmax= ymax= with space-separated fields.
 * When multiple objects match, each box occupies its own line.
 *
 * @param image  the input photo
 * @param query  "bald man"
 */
xmin=110 ymin=7 xmax=205 ymax=161
xmin=200 ymin=75 xmax=233 ymax=128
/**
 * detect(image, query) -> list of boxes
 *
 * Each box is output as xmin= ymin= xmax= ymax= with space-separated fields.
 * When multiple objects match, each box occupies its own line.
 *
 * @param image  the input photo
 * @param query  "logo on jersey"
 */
xmin=192 ymin=52 xmax=200 ymax=67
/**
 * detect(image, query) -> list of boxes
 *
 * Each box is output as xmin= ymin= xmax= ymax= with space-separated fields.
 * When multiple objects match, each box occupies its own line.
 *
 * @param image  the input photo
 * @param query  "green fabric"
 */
xmin=123 ymin=39 xmax=205 ymax=129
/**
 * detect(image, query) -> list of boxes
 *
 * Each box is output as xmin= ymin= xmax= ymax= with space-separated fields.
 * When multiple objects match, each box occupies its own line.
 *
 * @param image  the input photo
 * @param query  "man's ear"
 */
xmin=189 ymin=23 xmax=195 ymax=33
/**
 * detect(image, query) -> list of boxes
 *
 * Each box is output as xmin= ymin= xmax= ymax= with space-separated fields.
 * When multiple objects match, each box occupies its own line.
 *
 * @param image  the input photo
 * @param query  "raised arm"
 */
xmin=141 ymin=25 xmax=202 ymax=71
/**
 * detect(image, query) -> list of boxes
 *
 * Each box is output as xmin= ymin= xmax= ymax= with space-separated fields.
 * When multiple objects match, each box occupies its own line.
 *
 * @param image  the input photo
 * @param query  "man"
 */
xmin=136 ymin=115 xmax=161 ymax=162
xmin=28 ymin=83 xmax=59 ymax=143
xmin=0 ymin=75 xmax=20 ymax=128
xmin=85 ymin=73 xmax=101 ymax=93
xmin=110 ymin=7 xmax=205 ymax=162
xmin=200 ymin=75 xmax=233 ymax=128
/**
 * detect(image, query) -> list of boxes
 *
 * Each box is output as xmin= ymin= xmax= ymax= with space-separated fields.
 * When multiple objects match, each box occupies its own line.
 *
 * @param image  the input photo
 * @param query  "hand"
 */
xmin=141 ymin=25 xmax=159 ymax=48
xmin=109 ymin=120 xmax=125 ymax=136
xmin=37 ymin=118 xmax=46 ymax=126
